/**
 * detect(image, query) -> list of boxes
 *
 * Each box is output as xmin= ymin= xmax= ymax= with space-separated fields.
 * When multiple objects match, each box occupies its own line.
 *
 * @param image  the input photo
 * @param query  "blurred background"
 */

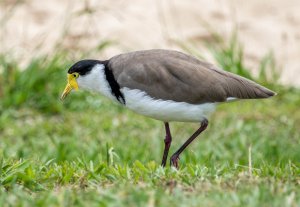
xmin=0 ymin=1 xmax=299 ymax=206
xmin=1 ymin=0 xmax=300 ymax=85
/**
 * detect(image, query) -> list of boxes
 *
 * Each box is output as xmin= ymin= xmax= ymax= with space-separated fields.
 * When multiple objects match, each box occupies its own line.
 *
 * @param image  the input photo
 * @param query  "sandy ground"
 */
xmin=1 ymin=0 xmax=299 ymax=86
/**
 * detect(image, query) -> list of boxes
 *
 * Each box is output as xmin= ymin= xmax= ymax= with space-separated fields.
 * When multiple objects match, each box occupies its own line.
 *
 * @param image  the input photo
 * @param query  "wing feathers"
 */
xmin=109 ymin=49 xmax=276 ymax=104
xmin=214 ymin=68 xmax=276 ymax=99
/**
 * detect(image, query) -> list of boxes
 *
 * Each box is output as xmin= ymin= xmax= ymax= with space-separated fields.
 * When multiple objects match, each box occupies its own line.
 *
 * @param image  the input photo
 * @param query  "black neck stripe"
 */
xmin=103 ymin=61 xmax=126 ymax=104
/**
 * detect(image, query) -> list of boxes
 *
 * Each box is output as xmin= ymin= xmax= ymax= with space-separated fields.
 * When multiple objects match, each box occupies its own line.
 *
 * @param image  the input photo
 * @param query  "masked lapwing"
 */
xmin=61 ymin=49 xmax=276 ymax=168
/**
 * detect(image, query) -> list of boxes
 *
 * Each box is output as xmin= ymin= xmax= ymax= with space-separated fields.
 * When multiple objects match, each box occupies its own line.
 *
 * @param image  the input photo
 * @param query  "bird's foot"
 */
xmin=170 ymin=154 xmax=180 ymax=169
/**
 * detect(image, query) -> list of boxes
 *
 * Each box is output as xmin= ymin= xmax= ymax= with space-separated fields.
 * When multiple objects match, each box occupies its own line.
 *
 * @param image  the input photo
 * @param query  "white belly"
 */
xmin=121 ymin=88 xmax=216 ymax=122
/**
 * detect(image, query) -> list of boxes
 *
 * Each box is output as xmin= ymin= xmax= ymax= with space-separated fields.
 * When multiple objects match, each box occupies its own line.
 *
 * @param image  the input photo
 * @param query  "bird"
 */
xmin=61 ymin=49 xmax=276 ymax=168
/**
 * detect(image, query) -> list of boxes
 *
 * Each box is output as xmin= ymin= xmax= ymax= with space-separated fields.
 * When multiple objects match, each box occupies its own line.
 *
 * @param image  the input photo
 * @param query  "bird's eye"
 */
xmin=73 ymin=73 xmax=79 ymax=78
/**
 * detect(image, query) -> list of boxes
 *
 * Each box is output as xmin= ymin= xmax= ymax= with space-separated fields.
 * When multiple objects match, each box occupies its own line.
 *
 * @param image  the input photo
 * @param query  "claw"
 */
xmin=170 ymin=155 xmax=180 ymax=169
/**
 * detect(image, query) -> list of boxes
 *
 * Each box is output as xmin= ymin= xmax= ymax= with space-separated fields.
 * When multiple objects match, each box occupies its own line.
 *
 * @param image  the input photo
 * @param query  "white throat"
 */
xmin=77 ymin=64 xmax=118 ymax=102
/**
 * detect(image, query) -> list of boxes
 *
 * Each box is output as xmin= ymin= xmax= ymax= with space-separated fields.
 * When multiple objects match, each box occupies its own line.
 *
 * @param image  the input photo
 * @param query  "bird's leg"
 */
xmin=161 ymin=122 xmax=172 ymax=167
xmin=170 ymin=119 xmax=208 ymax=169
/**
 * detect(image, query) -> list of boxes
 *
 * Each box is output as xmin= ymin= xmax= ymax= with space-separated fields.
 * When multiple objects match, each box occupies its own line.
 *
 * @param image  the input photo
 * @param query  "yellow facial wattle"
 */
xmin=60 ymin=73 xmax=79 ymax=100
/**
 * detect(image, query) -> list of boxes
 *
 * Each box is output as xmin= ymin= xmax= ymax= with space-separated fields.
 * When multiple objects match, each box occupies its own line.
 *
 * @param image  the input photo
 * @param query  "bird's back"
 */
xmin=108 ymin=49 xmax=276 ymax=104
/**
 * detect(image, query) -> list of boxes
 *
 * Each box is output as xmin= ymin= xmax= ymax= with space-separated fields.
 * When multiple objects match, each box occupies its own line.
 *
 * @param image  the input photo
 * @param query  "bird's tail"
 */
xmin=222 ymin=71 xmax=277 ymax=99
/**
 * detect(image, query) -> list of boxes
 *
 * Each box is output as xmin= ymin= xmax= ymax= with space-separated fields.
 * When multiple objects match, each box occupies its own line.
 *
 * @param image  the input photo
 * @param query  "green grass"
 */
xmin=0 ymin=47 xmax=300 ymax=206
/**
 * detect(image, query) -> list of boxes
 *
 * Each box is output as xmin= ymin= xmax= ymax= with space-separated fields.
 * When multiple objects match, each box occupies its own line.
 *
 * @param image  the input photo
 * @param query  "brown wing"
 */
xmin=108 ymin=49 xmax=275 ymax=104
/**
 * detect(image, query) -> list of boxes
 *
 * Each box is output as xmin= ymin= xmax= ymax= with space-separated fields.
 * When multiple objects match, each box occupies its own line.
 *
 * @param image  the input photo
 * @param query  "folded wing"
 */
xmin=108 ymin=49 xmax=276 ymax=104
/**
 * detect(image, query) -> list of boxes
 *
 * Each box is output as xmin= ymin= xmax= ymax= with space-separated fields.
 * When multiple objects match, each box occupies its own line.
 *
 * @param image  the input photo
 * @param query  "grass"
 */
xmin=0 ymin=42 xmax=300 ymax=206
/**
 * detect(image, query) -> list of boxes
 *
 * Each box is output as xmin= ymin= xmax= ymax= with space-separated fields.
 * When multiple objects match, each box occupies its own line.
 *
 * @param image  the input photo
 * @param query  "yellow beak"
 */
xmin=60 ymin=74 xmax=79 ymax=100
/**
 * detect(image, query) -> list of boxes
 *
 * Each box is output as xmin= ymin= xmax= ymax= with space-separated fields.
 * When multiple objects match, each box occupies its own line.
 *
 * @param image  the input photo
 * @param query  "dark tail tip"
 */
xmin=263 ymin=87 xmax=277 ymax=98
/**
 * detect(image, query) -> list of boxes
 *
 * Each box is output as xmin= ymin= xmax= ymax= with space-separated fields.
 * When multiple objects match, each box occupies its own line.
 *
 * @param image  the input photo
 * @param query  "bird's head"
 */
xmin=61 ymin=59 xmax=105 ymax=100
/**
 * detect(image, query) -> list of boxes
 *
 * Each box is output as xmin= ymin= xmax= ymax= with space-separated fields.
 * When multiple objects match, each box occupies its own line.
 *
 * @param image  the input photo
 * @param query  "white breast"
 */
xmin=121 ymin=88 xmax=216 ymax=122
